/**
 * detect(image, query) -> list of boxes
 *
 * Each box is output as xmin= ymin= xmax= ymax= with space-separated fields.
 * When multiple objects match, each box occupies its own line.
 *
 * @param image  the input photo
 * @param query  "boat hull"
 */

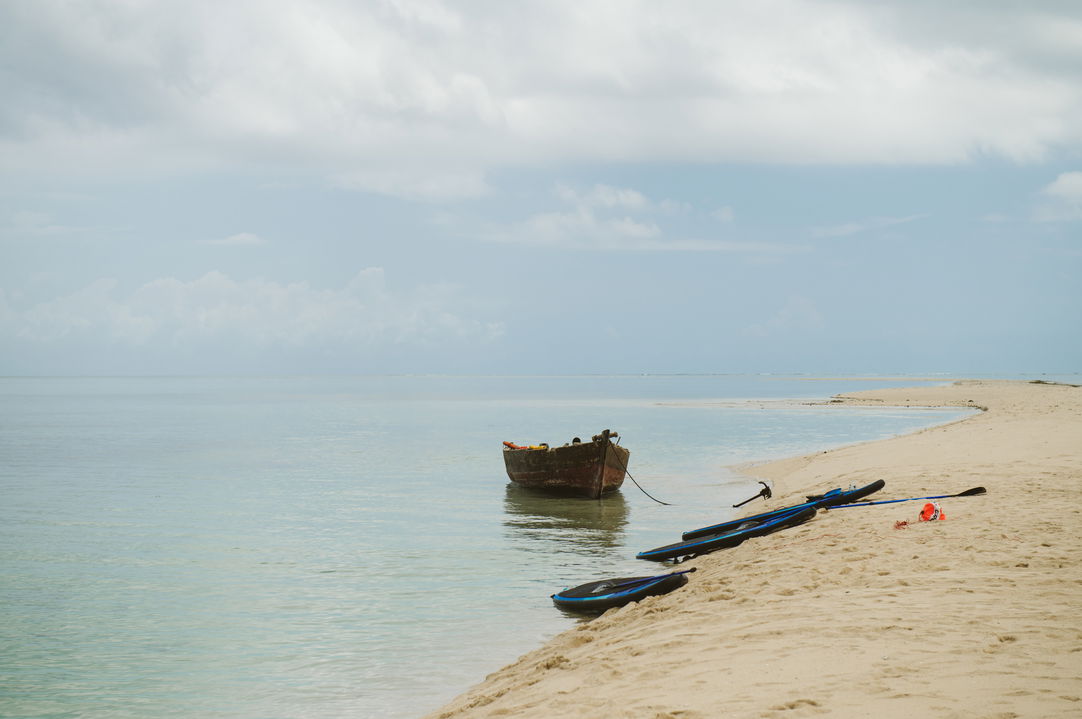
xmin=502 ymin=432 xmax=629 ymax=499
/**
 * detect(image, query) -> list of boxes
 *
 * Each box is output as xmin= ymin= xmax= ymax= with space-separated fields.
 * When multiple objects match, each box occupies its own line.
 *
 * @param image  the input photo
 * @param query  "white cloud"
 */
xmin=570 ymin=184 xmax=648 ymax=210
xmin=494 ymin=183 xmax=661 ymax=249
xmin=202 ymin=232 xmax=266 ymax=246
xmin=712 ymin=206 xmax=735 ymax=223
xmin=489 ymin=183 xmax=792 ymax=252
xmin=1034 ymin=171 xmax=1082 ymax=221
xmin=16 ymin=278 xmax=156 ymax=343
xmin=745 ymin=296 xmax=825 ymax=338
xmin=3 ymin=211 xmax=85 ymax=236
xmin=3 ymin=269 xmax=504 ymax=350
xmin=334 ymin=168 xmax=490 ymax=201
xmin=811 ymin=215 xmax=925 ymax=239
xmin=2 ymin=1 xmax=1080 ymax=197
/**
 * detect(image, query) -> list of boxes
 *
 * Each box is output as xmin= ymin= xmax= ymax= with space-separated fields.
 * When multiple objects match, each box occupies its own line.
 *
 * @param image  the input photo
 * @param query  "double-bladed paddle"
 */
xmin=826 ymin=486 xmax=986 ymax=509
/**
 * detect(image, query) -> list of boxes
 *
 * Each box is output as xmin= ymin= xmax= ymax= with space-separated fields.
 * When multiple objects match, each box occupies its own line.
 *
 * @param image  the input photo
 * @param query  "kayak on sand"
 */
xmin=552 ymin=569 xmax=694 ymax=613
xmin=680 ymin=479 xmax=885 ymax=542
xmin=636 ymin=505 xmax=817 ymax=563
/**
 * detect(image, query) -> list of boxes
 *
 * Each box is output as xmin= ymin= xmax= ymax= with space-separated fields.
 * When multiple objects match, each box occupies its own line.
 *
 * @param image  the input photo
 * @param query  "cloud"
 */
xmin=333 ymin=168 xmax=490 ymax=201
xmin=201 ymin=232 xmax=266 ymax=246
xmin=507 ymin=206 xmax=658 ymax=250
xmin=712 ymin=206 xmax=735 ymax=223
xmin=489 ymin=183 xmax=661 ymax=249
xmin=2 ymin=268 xmax=504 ymax=352
xmin=488 ymin=182 xmax=793 ymax=252
xmin=2 ymin=1 xmax=1080 ymax=197
xmin=557 ymin=184 xmax=649 ymax=211
xmin=12 ymin=278 xmax=156 ymax=343
xmin=2 ymin=211 xmax=86 ymax=236
xmin=811 ymin=215 xmax=925 ymax=239
xmin=745 ymin=296 xmax=825 ymax=338
xmin=1034 ymin=171 xmax=1082 ymax=221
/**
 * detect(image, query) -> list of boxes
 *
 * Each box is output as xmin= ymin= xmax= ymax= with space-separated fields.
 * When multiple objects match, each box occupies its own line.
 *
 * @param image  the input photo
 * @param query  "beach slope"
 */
xmin=424 ymin=380 xmax=1082 ymax=718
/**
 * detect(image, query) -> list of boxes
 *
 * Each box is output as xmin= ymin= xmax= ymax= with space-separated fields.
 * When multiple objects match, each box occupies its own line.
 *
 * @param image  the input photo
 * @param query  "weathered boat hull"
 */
xmin=502 ymin=431 xmax=629 ymax=499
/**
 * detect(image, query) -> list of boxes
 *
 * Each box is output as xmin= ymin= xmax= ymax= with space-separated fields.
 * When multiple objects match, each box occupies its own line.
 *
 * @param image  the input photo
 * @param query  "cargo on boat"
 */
xmin=501 ymin=429 xmax=629 ymax=499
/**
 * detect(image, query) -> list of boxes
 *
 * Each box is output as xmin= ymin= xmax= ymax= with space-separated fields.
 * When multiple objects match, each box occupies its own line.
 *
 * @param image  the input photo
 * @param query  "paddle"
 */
xmin=732 ymin=481 xmax=772 ymax=508
xmin=609 ymin=568 xmax=697 ymax=591
xmin=826 ymin=486 xmax=986 ymax=509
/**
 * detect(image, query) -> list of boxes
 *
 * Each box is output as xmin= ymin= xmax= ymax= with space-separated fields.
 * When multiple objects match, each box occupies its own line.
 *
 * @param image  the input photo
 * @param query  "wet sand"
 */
xmin=424 ymin=379 xmax=1082 ymax=718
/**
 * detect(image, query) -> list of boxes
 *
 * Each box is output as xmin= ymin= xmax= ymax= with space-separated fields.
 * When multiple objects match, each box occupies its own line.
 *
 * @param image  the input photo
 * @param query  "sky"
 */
xmin=1 ymin=0 xmax=1080 ymax=376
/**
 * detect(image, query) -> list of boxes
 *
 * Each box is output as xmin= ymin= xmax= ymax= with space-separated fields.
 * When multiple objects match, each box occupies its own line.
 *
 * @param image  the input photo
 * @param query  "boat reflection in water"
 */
xmin=502 ymin=483 xmax=630 ymax=558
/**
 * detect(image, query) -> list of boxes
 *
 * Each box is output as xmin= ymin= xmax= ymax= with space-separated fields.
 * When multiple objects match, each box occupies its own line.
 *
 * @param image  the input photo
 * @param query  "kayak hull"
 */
xmin=552 ymin=572 xmax=689 ymax=613
xmin=637 ymin=506 xmax=817 ymax=562
xmin=681 ymin=479 xmax=885 ymax=541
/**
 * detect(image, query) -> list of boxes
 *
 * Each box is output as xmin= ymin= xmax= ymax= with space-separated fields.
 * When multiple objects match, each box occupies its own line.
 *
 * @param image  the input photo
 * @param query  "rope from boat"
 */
xmin=608 ymin=438 xmax=671 ymax=506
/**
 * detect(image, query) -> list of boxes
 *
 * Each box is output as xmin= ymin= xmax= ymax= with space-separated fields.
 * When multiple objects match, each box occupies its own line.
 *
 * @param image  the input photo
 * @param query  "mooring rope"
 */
xmin=608 ymin=438 xmax=671 ymax=506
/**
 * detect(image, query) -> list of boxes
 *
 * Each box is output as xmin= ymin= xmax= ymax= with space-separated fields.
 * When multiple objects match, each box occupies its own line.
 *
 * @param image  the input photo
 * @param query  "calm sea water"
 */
xmin=0 ymin=375 xmax=976 ymax=718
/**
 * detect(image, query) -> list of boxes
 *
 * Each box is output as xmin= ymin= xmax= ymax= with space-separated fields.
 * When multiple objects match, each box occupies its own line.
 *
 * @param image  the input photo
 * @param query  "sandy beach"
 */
xmin=424 ymin=379 xmax=1082 ymax=719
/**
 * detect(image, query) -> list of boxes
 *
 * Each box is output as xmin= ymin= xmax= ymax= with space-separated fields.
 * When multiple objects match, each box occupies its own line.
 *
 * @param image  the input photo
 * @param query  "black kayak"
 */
xmin=681 ymin=479 xmax=885 ymax=541
xmin=552 ymin=569 xmax=693 ymax=613
xmin=636 ymin=505 xmax=817 ymax=563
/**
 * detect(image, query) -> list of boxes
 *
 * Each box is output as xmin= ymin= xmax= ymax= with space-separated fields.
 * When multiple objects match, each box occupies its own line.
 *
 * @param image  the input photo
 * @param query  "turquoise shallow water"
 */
xmin=0 ymin=376 xmax=976 ymax=718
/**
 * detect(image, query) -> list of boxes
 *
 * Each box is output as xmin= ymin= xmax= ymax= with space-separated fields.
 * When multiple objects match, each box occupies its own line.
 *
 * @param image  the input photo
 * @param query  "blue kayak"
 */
xmin=552 ymin=569 xmax=693 ymax=613
xmin=681 ymin=479 xmax=885 ymax=541
xmin=636 ymin=505 xmax=817 ymax=562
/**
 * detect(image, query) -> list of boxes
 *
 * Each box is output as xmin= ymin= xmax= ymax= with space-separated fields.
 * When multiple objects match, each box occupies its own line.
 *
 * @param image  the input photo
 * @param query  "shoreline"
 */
xmin=424 ymin=379 xmax=1082 ymax=718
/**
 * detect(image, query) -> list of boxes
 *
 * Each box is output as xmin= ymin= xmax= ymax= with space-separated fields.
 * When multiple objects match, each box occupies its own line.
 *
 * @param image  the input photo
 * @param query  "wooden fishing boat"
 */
xmin=501 ymin=429 xmax=629 ymax=499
